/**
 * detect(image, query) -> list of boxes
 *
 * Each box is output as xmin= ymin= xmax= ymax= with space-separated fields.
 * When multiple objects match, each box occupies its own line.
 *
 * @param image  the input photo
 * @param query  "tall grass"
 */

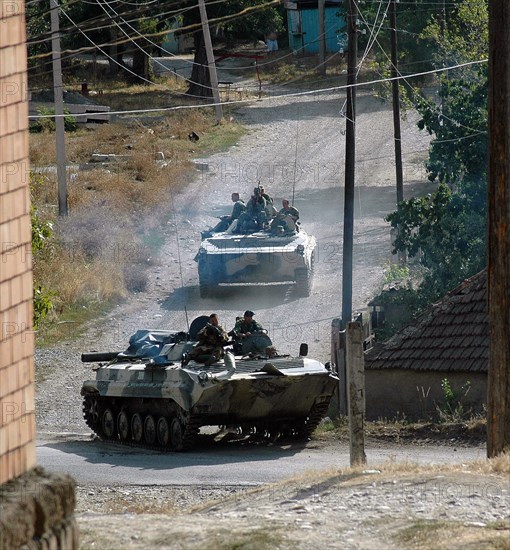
xmin=30 ymin=93 xmax=244 ymax=340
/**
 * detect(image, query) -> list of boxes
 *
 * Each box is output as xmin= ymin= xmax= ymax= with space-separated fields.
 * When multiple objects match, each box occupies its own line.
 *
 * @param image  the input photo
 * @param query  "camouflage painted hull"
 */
xmin=195 ymin=230 xmax=316 ymax=297
xmin=81 ymin=335 xmax=338 ymax=451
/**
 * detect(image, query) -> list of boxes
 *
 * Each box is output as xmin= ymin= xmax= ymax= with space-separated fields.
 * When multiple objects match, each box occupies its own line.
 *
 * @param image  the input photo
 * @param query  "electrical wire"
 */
xmin=27 ymin=0 xmax=283 ymax=62
xmin=30 ymin=0 xmax=351 ymax=96
xmin=94 ymin=0 xmax=222 ymax=96
xmin=30 ymin=58 xmax=488 ymax=119
xmin=58 ymin=4 xmax=167 ymax=88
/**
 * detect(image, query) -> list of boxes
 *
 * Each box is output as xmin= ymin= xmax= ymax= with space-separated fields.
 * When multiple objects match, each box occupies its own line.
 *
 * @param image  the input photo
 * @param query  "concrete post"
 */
xmin=346 ymin=321 xmax=366 ymax=466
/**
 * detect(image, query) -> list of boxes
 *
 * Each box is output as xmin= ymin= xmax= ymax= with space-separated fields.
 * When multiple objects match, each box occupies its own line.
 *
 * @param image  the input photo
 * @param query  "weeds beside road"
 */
xmin=30 ymin=55 xmax=508 ymax=550
xmin=76 ymin=454 xmax=509 ymax=550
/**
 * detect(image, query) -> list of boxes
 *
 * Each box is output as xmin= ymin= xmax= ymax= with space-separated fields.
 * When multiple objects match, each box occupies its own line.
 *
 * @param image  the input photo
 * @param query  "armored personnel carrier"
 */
xmin=195 ymin=226 xmax=316 ymax=298
xmin=81 ymin=317 xmax=338 ymax=451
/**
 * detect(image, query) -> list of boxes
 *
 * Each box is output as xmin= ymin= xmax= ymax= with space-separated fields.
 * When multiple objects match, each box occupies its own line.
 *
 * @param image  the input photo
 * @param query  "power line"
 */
xmin=31 ymin=58 xmax=488 ymax=119
xmin=27 ymin=0 xmax=283 ymax=62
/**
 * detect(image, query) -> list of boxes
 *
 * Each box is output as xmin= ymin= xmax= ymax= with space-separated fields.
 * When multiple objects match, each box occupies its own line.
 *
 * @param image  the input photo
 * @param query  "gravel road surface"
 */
xmin=33 ymin=83 xmax=509 ymax=550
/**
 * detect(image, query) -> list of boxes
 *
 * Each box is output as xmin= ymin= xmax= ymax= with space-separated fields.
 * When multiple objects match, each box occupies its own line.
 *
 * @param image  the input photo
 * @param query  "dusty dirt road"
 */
xmin=36 ymin=88 xmax=431 ymax=434
xmin=33 ymin=85 xmax=509 ymax=550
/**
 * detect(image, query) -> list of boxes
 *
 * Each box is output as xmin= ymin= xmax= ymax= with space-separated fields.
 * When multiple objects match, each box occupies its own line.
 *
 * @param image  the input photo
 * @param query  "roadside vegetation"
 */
xmin=28 ymin=0 xmax=489 ymax=346
xmin=30 ymin=77 xmax=245 ymax=342
xmin=370 ymin=0 xmax=489 ymax=337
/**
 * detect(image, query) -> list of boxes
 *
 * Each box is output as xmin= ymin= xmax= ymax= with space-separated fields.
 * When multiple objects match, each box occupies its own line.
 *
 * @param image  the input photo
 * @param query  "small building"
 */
xmin=364 ymin=270 xmax=488 ymax=420
xmin=160 ymin=17 xmax=194 ymax=54
xmin=285 ymin=0 xmax=346 ymax=54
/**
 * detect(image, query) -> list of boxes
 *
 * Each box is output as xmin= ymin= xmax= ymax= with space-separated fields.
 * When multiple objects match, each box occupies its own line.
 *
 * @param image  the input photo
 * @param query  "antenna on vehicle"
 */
xmin=292 ymin=101 xmax=300 ymax=206
xmin=169 ymin=188 xmax=189 ymax=332
xmin=184 ymin=305 xmax=190 ymax=333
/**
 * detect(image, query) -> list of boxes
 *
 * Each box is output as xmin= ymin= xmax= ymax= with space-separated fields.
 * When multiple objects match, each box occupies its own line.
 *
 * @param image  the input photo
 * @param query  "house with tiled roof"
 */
xmin=364 ymin=270 xmax=488 ymax=420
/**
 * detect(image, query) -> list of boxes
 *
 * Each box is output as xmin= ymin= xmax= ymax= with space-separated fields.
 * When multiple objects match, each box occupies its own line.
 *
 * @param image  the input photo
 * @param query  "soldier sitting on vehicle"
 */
xmin=229 ymin=310 xmax=271 ymax=355
xmin=235 ymin=188 xmax=268 ymax=233
xmin=184 ymin=313 xmax=229 ymax=366
xmin=211 ymin=192 xmax=246 ymax=233
xmin=259 ymin=184 xmax=277 ymax=218
xmin=270 ymin=199 xmax=299 ymax=234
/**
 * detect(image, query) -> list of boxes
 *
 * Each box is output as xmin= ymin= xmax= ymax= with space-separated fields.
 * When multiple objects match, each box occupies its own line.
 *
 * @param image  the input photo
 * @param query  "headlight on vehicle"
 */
xmin=296 ymin=244 xmax=305 ymax=255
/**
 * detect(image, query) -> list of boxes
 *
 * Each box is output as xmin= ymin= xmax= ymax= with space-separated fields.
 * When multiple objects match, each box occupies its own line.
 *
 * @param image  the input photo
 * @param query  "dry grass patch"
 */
xmin=94 ymin=80 xmax=189 ymax=112
xmin=395 ymin=519 xmax=510 ymax=550
xmin=103 ymin=495 xmax=180 ymax=515
xmin=78 ymin=516 xmax=285 ymax=550
xmin=193 ymin=452 xmax=510 ymax=515
xmin=315 ymin=415 xmax=487 ymax=445
xmin=29 ymin=82 xmax=247 ymax=339
xmin=192 ymin=525 xmax=284 ymax=550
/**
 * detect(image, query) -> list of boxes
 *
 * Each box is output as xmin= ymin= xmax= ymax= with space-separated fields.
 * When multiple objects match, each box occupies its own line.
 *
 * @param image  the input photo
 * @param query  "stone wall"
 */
xmin=0 ymin=467 xmax=78 ymax=550
xmin=0 ymin=0 xmax=36 ymax=485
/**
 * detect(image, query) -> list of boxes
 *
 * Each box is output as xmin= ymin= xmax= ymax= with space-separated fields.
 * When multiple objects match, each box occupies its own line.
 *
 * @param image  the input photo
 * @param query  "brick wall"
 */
xmin=0 ymin=0 xmax=36 ymax=484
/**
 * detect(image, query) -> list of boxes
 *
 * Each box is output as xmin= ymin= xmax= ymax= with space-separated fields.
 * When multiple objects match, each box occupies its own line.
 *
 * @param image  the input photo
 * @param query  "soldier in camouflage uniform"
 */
xmin=271 ymin=199 xmax=299 ymax=233
xmin=236 ymin=189 xmax=268 ymax=233
xmin=230 ymin=311 xmax=271 ymax=354
xmin=185 ymin=313 xmax=229 ymax=366
xmin=212 ymin=192 xmax=246 ymax=232
xmin=259 ymin=185 xmax=277 ymax=218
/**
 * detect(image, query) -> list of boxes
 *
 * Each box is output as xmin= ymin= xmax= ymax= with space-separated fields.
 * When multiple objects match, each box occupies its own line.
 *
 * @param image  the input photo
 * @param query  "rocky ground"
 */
xmin=76 ymin=463 xmax=509 ymax=550
xmin=66 ymin=426 xmax=509 ymax=550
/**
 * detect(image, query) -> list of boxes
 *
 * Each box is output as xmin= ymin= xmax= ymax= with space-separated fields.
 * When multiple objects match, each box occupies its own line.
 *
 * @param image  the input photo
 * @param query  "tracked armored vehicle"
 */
xmin=195 ymin=224 xmax=316 ymax=298
xmin=81 ymin=317 xmax=338 ymax=451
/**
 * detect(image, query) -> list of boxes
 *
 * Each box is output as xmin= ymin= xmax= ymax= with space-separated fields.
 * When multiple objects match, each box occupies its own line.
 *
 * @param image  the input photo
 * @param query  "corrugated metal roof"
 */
xmin=365 ymin=270 xmax=488 ymax=372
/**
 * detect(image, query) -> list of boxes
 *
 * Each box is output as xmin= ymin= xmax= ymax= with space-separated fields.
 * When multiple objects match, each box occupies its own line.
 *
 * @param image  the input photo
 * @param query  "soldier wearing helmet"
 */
xmin=185 ymin=313 xmax=229 ymax=366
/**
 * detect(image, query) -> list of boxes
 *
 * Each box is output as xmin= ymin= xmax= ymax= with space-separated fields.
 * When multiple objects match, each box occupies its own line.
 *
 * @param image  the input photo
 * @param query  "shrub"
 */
xmin=30 ymin=106 xmax=77 ymax=133
xmin=436 ymin=378 xmax=472 ymax=423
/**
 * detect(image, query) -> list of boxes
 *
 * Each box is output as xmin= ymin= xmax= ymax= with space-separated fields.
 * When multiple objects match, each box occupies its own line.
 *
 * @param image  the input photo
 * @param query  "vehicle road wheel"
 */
xmin=200 ymin=281 xmax=218 ymax=298
xmin=144 ymin=414 xmax=157 ymax=445
xmin=157 ymin=417 xmax=170 ymax=447
xmin=131 ymin=413 xmax=143 ymax=443
xmin=117 ymin=411 xmax=130 ymax=441
xmin=170 ymin=417 xmax=184 ymax=452
xmin=83 ymin=396 xmax=100 ymax=429
xmin=102 ymin=408 xmax=116 ymax=439
xmin=295 ymin=267 xmax=312 ymax=297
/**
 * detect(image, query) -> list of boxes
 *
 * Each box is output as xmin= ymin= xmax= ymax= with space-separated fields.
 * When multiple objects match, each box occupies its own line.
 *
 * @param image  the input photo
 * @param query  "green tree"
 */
xmin=183 ymin=0 xmax=286 ymax=98
xmin=385 ymin=0 xmax=488 ymax=313
xmin=27 ymin=0 xmax=169 ymax=83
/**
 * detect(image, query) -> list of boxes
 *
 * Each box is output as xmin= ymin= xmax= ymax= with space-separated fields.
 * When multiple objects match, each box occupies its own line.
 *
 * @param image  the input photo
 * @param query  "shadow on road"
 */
xmin=41 ymin=432 xmax=308 ymax=471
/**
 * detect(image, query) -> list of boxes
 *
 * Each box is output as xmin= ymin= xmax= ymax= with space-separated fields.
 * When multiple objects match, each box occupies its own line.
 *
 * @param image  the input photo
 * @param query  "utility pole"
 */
xmin=341 ymin=0 xmax=357 ymax=329
xmin=487 ymin=1 xmax=510 ymax=458
xmin=318 ymin=0 xmax=326 ymax=75
xmin=50 ymin=0 xmax=68 ymax=215
xmin=337 ymin=0 xmax=358 ymax=417
xmin=389 ymin=0 xmax=403 ymax=205
xmin=198 ymin=0 xmax=223 ymax=123
xmin=389 ymin=0 xmax=405 ymax=265
xmin=346 ymin=322 xmax=366 ymax=466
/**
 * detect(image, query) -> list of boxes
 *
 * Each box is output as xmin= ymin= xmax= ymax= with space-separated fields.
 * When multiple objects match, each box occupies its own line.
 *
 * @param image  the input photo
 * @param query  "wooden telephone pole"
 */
xmin=50 ymin=0 xmax=68 ymax=215
xmin=487 ymin=1 xmax=510 ymax=457
xmin=198 ymin=0 xmax=223 ymax=122
xmin=341 ymin=0 xmax=357 ymax=329
xmin=389 ymin=0 xmax=403 ymax=205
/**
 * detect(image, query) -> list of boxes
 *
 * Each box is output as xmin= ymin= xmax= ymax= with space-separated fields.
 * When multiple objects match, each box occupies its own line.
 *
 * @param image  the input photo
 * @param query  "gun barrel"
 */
xmin=81 ymin=351 xmax=120 ymax=363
